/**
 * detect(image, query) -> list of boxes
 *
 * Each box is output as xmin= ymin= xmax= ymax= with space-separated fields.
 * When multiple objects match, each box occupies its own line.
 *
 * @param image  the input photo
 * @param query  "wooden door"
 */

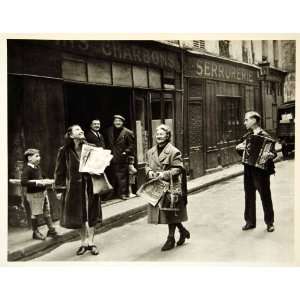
xmin=188 ymin=81 xmax=205 ymax=178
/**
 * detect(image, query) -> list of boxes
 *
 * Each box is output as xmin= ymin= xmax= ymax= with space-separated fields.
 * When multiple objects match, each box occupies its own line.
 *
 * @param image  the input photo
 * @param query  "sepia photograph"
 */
xmin=6 ymin=38 xmax=296 ymax=264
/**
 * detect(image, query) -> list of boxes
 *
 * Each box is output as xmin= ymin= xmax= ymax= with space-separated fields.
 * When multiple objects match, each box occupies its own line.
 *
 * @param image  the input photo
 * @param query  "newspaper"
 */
xmin=79 ymin=144 xmax=113 ymax=175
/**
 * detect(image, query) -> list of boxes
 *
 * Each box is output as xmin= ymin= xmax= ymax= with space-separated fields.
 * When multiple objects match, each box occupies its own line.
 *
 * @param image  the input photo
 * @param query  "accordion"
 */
xmin=242 ymin=134 xmax=274 ymax=170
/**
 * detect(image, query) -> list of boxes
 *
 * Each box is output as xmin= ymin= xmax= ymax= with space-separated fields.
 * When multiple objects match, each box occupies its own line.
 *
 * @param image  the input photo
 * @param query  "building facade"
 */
xmin=7 ymin=39 xmax=296 ymax=225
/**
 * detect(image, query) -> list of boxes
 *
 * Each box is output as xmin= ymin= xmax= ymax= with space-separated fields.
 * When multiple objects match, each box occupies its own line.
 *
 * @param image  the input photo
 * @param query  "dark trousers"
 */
xmin=244 ymin=165 xmax=274 ymax=226
xmin=110 ymin=163 xmax=129 ymax=196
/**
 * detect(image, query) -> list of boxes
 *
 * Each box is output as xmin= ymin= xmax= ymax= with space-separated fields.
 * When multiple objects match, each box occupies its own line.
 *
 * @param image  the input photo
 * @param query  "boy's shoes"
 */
xmin=267 ymin=224 xmax=275 ymax=232
xmin=33 ymin=230 xmax=46 ymax=240
xmin=47 ymin=228 xmax=60 ymax=239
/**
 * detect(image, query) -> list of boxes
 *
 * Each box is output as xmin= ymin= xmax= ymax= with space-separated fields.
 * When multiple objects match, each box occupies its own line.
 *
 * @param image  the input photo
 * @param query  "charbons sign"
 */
xmin=53 ymin=40 xmax=181 ymax=71
xmin=185 ymin=56 xmax=259 ymax=84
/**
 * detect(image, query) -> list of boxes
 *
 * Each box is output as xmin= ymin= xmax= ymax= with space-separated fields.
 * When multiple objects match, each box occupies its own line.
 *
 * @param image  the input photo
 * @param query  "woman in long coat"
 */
xmin=54 ymin=125 xmax=102 ymax=256
xmin=145 ymin=124 xmax=190 ymax=251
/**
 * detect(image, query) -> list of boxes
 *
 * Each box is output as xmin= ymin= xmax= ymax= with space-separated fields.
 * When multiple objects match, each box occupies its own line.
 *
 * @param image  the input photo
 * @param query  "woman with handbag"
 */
xmin=54 ymin=124 xmax=104 ymax=256
xmin=145 ymin=124 xmax=190 ymax=251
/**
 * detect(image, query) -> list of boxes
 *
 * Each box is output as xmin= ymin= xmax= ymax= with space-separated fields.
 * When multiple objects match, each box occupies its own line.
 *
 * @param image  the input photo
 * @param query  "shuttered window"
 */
xmin=193 ymin=40 xmax=205 ymax=50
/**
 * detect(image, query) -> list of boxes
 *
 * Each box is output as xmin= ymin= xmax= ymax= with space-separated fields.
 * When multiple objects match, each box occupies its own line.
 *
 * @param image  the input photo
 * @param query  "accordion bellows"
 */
xmin=242 ymin=134 xmax=274 ymax=170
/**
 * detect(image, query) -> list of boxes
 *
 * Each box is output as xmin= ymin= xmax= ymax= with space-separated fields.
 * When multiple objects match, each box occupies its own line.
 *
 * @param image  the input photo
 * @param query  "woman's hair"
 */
xmin=156 ymin=124 xmax=172 ymax=142
xmin=64 ymin=124 xmax=80 ymax=147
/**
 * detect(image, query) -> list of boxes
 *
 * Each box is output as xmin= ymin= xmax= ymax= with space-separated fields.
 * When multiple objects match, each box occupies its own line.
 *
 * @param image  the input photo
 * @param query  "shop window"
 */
xmin=62 ymin=58 xmax=87 ymax=82
xmin=135 ymin=93 xmax=149 ymax=164
xmin=150 ymin=92 xmax=175 ymax=146
xmin=133 ymin=65 xmax=148 ymax=88
xmin=164 ymin=93 xmax=174 ymax=144
xmin=87 ymin=60 xmax=112 ymax=85
xmin=219 ymin=40 xmax=230 ymax=58
xmin=149 ymin=68 xmax=162 ymax=89
xmin=150 ymin=92 xmax=162 ymax=144
xmin=220 ymin=98 xmax=240 ymax=142
xmin=163 ymin=70 xmax=175 ymax=90
xmin=112 ymin=62 xmax=132 ymax=86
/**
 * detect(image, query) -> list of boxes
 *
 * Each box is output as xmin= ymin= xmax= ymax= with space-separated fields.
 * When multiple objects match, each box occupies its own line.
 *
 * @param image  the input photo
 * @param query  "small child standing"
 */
xmin=21 ymin=148 xmax=59 ymax=240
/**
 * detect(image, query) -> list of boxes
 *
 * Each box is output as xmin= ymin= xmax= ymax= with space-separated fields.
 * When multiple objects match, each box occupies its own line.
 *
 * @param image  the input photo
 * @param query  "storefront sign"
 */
xmin=54 ymin=40 xmax=180 ymax=71
xmin=185 ymin=56 xmax=259 ymax=84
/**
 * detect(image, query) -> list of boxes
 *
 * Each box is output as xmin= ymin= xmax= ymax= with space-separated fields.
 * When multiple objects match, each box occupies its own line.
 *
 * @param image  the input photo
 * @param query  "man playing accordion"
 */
xmin=236 ymin=111 xmax=277 ymax=233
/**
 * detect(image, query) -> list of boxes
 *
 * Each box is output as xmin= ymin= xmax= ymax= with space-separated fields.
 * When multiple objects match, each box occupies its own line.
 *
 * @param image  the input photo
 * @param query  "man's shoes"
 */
xmin=267 ymin=224 xmax=275 ymax=232
xmin=47 ymin=228 xmax=60 ymax=239
xmin=32 ymin=230 xmax=46 ymax=240
xmin=76 ymin=245 xmax=89 ymax=256
xmin=120 ymin=195 xmax=129 ymax=200
xmin=242 ymin=223 xmax=256 ymax=231
xmin=88 ymin=245 xmax=99 ymax=255
xmin=177 ymin=228 xmax=190 ymax=246
xmin=161 ymin=237 xmax=175 ymax=251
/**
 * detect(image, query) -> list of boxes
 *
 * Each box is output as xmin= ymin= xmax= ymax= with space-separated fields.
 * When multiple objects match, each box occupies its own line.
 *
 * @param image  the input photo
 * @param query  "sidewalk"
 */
xmin=8 ymin=152 xmax=283 ymax=261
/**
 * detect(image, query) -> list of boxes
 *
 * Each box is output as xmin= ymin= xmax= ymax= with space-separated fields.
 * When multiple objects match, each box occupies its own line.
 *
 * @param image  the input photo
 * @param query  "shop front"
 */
xmin=183 ymin=53 xmax=261 ymax=178
xmin=258 ymin=62 xmax=286 ymax=136
xmin=7 ymin=40 xmax=183 ymax=225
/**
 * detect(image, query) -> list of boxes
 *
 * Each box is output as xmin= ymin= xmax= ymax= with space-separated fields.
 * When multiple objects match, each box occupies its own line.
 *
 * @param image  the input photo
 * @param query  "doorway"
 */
xmin=63 ymin=83 xmax=132 ymax=133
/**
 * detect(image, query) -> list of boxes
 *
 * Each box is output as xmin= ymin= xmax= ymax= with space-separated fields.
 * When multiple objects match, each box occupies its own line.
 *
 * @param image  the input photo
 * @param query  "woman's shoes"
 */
xmin=161 ymin=237 xmax=175 ymax=251
xmin=88 ymin=245 xmax=99 ymax=255
xmin=76 ymin=245 xmax=100 ymax=256
xmin=76 ymin=245 xmax=89 ymax=256
xmin=177 ymin=228 xmax=190 ymax=246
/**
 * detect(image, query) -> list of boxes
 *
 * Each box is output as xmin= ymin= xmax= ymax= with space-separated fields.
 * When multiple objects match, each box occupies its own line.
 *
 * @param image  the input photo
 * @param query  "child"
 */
xmin=21 ymin=148 xmax=59 ymax=240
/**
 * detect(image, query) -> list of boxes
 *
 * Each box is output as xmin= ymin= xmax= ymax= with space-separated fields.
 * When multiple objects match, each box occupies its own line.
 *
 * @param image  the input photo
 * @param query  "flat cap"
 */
xmin=113 ymin=115 xmax=126 ymax=122
xmin=24 ymin=148 xmax=40 ymax=158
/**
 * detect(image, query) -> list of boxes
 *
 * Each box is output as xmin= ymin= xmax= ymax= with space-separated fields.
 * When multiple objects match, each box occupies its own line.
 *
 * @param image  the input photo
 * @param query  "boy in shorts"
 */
xmin=21 ymin=148 xmax=59 ymax=240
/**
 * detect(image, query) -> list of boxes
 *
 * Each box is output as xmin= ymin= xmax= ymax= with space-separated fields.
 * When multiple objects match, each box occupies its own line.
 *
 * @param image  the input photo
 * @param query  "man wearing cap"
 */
xmin=236 ymin=111 xmax=277 ymax=233
xmin=106 ymin=115 xmax=135 ymax=200
xmin=85 ymin=119 xmax=106 ymax=148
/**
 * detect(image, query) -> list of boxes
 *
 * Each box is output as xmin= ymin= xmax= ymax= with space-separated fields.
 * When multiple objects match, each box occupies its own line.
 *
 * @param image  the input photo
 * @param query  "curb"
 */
xmin=8 ymin=156 xmax=284 ymax=261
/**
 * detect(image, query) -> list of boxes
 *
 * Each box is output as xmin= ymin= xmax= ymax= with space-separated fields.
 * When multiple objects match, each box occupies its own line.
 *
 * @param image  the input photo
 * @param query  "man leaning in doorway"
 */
xmin=236 ymin=111 xmax=277 ymax=233
xmin=85 ymin=119 xmax=106 ymax=148
xmin=106 ymin=115 xmax=135 ymax=200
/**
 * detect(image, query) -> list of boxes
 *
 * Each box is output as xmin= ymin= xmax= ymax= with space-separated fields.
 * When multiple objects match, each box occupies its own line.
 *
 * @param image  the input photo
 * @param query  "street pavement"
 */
xmin=33 ymin=159 xmax=294 ymax=264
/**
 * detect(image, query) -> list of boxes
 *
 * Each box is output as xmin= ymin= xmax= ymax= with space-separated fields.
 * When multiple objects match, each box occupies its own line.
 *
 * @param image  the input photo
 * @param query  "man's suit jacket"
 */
xmin=106 ymin=126 xmax=135 ymax=164
xmin=85 ymin=130 xmax=106 ymax=148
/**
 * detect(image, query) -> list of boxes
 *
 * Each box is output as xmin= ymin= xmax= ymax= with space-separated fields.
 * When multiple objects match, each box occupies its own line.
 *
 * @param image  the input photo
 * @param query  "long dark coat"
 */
xmin=106 ymin=127 xmax=135 ymax=164
xmin=145 ymin=142 xmax=188 ymax=224
xmin=54 ymin=143 xmax=102 ymax=229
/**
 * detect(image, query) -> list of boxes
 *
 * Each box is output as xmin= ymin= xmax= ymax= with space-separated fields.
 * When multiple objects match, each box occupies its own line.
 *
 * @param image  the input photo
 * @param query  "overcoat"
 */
xmin=85 ymin=130 xmax=106 ymax=148
xmin=54 ymin=143 xmax=102 ymax=229
xmin=145 ymin=142 xmax=188 ymax=224
xmin=106 ymin=127 xmax=135 ymax=164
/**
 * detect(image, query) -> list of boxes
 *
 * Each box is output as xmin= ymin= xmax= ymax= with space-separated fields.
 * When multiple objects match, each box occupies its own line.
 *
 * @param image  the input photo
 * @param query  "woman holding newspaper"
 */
xmin=143 ymin=124 xmax=190 ymax=251
xmin=54 ymin=124 xmax=112 ymax=256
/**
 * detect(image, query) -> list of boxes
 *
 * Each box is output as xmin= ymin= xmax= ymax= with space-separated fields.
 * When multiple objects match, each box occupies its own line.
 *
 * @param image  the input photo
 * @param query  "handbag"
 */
xmin=159 ymin=171 xmax=180 ymax=214
xmin=91 ymin=173 xmax=113 ymax=195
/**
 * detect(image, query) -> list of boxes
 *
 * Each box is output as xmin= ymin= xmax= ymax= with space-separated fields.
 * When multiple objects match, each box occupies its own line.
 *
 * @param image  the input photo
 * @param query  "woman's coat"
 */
xmin=54 ymin=144 xmax=102 ymax=229
xmin=145 ymin=142 xmax=188 ymax=224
